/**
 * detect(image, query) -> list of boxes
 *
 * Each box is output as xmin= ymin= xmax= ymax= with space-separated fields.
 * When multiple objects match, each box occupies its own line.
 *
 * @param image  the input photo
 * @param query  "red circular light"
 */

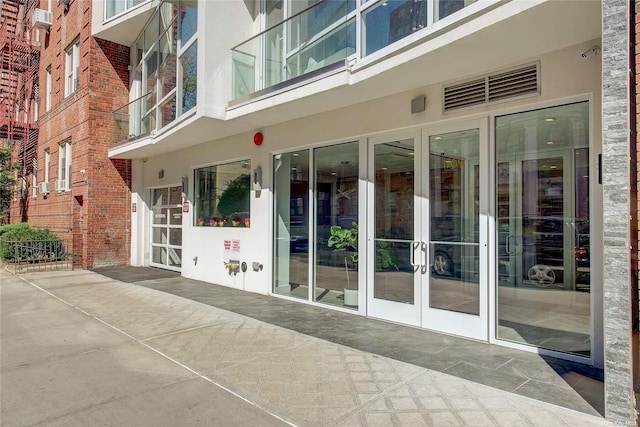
xmin=253 ymin=132 xmax=263 ymax=146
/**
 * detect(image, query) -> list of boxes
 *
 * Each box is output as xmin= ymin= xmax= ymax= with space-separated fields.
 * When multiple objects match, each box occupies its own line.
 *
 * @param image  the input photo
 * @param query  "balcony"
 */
xmin=232 ymin=0 xmax=356 ymax=103
xmin=112 ymin=92 xmax=154 ymax=145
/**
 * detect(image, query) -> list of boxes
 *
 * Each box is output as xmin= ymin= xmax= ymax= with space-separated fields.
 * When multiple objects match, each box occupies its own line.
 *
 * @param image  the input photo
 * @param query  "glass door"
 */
xmin=367 ymin=120 xmax=488 ymax=339
xmin=150 ymin=186 xmax=183 ymax=272
xmin=367 ymin=132 xmax=421 ymax=325
xmin=422 ymin=120 xmax=488 ymax=340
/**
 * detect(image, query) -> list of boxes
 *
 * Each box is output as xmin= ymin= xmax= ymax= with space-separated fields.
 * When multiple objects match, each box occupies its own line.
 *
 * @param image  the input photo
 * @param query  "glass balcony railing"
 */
xmin=231 ymin=0 xmax=481 ymax=102
xmin=232 ymin=0 xmax=356 ymax=102
xmin=112 ymin=92 xmax=154 ymax=146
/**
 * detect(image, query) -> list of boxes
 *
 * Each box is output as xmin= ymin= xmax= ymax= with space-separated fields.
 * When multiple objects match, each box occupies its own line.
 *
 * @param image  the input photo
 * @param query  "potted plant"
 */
xmin=328 ymin=222 xmax=400 ymax=306
xmin=231 ymin=215 xmax=241 ymax=227
xmin=209 ymin=217 xmax=217 ymax=227
xmin=196 ymin=217 xmax=204 ymax=226
xmin=219 ymin=216 xmax=227 ymax=227
xmin=244 ymin=217 xmax=250 ymax=227
xmin=328 ymin=222 xmax=359 ymax=306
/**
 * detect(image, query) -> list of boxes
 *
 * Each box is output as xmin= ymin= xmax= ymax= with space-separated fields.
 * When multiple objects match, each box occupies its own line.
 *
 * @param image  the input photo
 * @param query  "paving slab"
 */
xmin=2 ymin=268 xmax=618 ymax=426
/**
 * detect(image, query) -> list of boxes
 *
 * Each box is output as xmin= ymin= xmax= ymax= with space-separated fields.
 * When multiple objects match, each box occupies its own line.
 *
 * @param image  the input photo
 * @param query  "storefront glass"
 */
xmin=314 ymin=142 xmax=359 ymax=308
xmin=495 ymin=102 xmax=591 ymax=357
xmin=273 ymin=151 xmax=310 ymax=299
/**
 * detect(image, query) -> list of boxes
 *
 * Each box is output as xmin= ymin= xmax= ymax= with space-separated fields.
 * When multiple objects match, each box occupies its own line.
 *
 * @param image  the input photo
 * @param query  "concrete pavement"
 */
xmin=0 ymin=268 xmax=619 ymax=426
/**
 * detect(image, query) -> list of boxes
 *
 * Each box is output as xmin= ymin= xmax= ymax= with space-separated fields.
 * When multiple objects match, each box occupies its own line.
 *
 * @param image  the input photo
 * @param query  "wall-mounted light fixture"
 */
xmin=252 ymin=167 xmax=262 ymax=192
xmin=158 ymin=169 xmax=164 ymax=179
xmin=181 ymin=176 xmax=188 ymax=197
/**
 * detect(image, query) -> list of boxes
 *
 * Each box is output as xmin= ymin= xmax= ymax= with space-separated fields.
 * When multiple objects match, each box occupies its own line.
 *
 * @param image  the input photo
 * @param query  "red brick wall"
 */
xmin=10 ymin=0 xmax=132 ymax=269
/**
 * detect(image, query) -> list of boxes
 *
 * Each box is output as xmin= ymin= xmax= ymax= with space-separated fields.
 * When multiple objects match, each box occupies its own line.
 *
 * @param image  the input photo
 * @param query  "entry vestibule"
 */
xmin=272 ymin=100 xmax=594 ymax=361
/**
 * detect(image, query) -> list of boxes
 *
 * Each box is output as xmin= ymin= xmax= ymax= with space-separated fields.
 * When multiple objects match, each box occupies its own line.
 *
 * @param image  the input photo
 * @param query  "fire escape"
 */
xmin=0 ymin=0 xmax=42 ymax=221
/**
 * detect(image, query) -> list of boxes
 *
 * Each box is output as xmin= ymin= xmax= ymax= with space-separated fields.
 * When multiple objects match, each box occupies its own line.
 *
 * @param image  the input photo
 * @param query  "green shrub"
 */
xmin=0 ymin=223 xmax=63 ymax=261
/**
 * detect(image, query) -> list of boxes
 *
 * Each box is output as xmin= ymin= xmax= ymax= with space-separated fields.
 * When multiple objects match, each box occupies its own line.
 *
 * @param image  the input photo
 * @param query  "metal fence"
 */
xmin=4 ymin=239 xmax=76 ymax=273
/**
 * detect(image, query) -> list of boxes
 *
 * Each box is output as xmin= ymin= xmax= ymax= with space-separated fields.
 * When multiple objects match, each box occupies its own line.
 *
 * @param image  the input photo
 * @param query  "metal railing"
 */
xmin=112 ymin=92 xmax=154 ymax=146
xmin=4 ymin=239 xmax=76 ymax=273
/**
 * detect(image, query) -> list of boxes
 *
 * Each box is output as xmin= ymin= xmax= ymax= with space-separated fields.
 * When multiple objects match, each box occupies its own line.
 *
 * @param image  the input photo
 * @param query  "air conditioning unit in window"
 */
xmin=32 ymin=8 xmax=53 ymax=30
xmin=54 ymin=179 xmax=66 ymax=191
xmin=39 ymin=182 xmax=50 ymax=194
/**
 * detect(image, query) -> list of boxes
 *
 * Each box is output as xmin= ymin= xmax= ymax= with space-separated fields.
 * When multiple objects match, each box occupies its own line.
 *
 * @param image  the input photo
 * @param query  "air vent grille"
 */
xmin=444 ymin=63 xmax=539 ymax=112
xmin=443 ymin=78 xmax=485 ymax=111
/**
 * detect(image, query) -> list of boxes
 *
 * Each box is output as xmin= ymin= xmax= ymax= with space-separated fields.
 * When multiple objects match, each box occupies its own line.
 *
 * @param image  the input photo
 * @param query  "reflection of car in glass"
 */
xmin=430 ymin=216 xmax=479 ymax=280
xmin=498 ymin=217 xmax=590 ymax=288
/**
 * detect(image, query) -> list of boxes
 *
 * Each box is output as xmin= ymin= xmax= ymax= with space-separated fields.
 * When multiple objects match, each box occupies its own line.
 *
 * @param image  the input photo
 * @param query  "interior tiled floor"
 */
xmin=93 ymin=266 xmax=604 ymax=417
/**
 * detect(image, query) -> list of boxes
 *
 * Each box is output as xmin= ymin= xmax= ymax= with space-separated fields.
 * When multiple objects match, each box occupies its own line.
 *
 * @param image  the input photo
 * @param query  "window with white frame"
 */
xmin=32 ymin=158 xmax=37 ymax=197
xmin=105 ymin=0 xmax=145 ymax=21
xmin=44 ymin=149 xmax=50 ymax=182
xmin=194 ymin=160 xmax=251 ymax=227
xmin=133 ymin=0 xmax=197 ymax=134
xmin=57 ymin=141 xmax=71 ymax=191
xmin=46 ymin=66 xmax=52 ymax=111
xmin=65 ymin=39 xmax=80 ymax=97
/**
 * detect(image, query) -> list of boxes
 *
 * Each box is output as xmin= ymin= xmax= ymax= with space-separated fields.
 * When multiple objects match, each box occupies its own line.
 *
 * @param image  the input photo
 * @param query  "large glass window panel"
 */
xmin=363 ymin=0 xmax=426 ymax=56
xmin=314 ymin=142 xmax=359 ymax=308
xmin=273 ymin=151 xmax=310 ymax=299
xmin=159 ymin=2 xmax=176 ymax=34
xmin=496 ymin=102 xmax=591 ymax=357
xmin=105 ymin=0 xmax=126 ymax=20
xmin=159 ymin=94 xmax=176 ymax=129
xmin=159 ymin=28 xmax=177 ymax=99
xmin=434 ymin=0 xmax=476 ymax=22
xmin=180 ymin=41 xmax=197 ymax=113
xmin=144 ymin=15 xmax=160 ymax=50
xmin=144 ymin=46 xmax=159 ymax=109
xmin=179 ymin=1 xmax=198 ymax=45
xmin=194 ymin=161 xmax=251 ymax=227
xmin=373 ymin=140 xmax=415 ymax=303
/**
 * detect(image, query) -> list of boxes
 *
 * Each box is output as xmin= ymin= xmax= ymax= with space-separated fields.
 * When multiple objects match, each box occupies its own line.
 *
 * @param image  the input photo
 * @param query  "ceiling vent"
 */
xmin=443 ymin=63 xmax=539 ymax=112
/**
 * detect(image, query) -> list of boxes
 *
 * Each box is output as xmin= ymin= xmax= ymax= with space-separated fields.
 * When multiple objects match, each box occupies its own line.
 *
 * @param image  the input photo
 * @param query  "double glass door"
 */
xmin=367 ymin=119 xmax=488 ymax=340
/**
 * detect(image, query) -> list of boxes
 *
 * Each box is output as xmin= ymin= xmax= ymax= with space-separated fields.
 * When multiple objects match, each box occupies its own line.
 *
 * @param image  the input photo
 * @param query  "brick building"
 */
xmin=1 ymin=0 xmax=131 ymax=268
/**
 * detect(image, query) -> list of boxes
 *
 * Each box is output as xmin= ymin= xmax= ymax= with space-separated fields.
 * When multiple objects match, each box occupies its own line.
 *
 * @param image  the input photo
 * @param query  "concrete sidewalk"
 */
xmin=0 ymin=269 xmax=615 ymax=426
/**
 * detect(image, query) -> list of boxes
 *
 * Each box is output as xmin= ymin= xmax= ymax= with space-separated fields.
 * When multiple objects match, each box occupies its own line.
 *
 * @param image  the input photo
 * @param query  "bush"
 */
xmin=0 ymin=223 xmax=63 ymax=261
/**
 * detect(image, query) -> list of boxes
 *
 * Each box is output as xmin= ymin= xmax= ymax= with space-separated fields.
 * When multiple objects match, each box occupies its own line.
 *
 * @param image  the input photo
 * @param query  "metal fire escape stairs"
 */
xmin=0 ymin=0 xmax=41 ymax=220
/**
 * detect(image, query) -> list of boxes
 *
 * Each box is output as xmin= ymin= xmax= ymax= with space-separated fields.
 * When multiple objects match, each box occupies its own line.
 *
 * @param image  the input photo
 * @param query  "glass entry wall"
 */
xmin=315 ymin=143 xmax=360 ymax=307
xmin=495 ymin=102 xmax=591 ymax=357
xmin=150 ymin=186 xmax=183 ymax=271
xmin=272 ymin=141 xmax=360 ymax=309
xmin=273 ymin=151 xmax=310 ymax=299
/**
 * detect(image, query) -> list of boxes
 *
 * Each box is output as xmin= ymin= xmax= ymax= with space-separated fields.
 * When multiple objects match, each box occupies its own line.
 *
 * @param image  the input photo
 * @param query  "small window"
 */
xmin=194 ymin=160 xmax=251 ymax=227
xmin=32 ymin=158 xmax=38 ymax=198
xmin=57 ymin=141 xmax=72 ymax=191
xmin=65 ymin=39 xmax=80 ymax=97
xmin=46 ymin=66 xmax=52 ymax=111
xmin=44 ymin=149 xmax=50 ymax=182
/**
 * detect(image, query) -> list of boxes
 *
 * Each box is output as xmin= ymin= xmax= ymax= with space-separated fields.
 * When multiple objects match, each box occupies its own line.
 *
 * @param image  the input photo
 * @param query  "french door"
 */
xmin=367 ymin=119 xmax=488 ymax=340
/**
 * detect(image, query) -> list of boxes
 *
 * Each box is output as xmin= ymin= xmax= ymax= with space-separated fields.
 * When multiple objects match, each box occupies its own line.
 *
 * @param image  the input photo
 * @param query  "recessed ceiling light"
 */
xmin=546 ymin=141 xmax=554 ymax=145
xmin=545 ymin=117 xmax=556 ymax=122
xmin=408 ymin=152 xmax=415 ymax=156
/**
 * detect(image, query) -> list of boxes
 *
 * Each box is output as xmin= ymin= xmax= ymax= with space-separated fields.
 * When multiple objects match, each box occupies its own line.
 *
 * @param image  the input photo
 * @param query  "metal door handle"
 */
xmin=505 ymin=235 xmax=512 ymax=254
xmin=410 ymin=241 xmax=421 ymax=268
